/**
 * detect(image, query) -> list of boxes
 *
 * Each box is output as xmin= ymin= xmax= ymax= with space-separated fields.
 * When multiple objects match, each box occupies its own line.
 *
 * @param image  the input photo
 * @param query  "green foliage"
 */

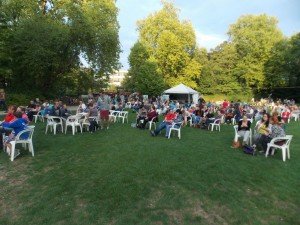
xmin=136 ymin=1 xmax=202 ymax=88
xmin=229 ymin=14 xmax=283 ymax=90
xmin=0 ymin=0 xmax=120 ymax=97
xmin=123 ymin=42 xmax=165 ymax=96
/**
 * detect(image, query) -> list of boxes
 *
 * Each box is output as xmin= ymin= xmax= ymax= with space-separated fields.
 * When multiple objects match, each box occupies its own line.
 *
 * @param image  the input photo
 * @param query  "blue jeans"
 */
xmin=154 ymin=121 xmax=170 ymax=135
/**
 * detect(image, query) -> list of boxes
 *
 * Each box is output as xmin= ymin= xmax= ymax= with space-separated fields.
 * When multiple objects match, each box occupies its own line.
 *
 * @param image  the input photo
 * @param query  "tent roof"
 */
xmin=164 ymin=83 xmax=198 ymax=94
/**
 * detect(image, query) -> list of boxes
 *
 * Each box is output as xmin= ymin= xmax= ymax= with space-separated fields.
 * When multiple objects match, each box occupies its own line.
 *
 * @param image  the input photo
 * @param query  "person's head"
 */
xmin=8 ymin=105 xmax=17 ymax=114
xmin=14 ymin=111 xmax=22 ymax=118
xmin=151 ymin=105 xmax=156 ymax=111
xmin=176 ymin=109 xmax=182 ymax=115
xmin=17 ymin=106 xmax=26 ymax=113
xmin=262 ymin=113 xmax=270 ymax=122
xmin=242 ymin=115 xmax=248 ymax=122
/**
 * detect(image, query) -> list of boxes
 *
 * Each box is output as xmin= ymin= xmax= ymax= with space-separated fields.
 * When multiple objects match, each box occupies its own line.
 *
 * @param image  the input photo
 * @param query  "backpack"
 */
xmin=243 ymin=145 xmax=256 ymax=156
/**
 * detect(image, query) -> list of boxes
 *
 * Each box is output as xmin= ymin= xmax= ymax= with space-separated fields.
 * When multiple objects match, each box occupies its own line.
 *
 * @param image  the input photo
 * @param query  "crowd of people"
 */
xmin=0 ymin=92 xmax=298 ymax=159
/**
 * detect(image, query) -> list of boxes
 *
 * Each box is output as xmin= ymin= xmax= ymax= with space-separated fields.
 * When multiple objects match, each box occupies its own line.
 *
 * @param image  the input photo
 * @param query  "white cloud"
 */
xmin=195 ymin=30 xmax=227 ymax=50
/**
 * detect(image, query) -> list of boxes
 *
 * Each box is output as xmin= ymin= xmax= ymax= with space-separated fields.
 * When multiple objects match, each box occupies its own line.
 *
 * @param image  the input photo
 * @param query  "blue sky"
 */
xmin=117 ymin=0 xmax=300 ymax=69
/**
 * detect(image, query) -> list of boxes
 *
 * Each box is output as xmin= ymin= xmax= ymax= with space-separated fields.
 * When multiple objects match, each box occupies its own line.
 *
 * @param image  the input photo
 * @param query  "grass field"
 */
xmin=0 ymin=113 xmax=299 ymax=225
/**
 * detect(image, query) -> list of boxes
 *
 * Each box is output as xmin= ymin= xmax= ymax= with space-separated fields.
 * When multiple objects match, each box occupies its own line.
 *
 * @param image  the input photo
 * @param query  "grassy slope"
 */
xmin=0 ymin=113 xmax=299 ymax=225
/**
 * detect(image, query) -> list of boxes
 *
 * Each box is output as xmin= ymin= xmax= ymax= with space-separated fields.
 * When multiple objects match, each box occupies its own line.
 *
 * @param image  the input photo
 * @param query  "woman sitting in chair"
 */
xmin=237 ymin=115 xmax=251 ymax=146
xmin=2 ymin=111 xmax=28 ymax=158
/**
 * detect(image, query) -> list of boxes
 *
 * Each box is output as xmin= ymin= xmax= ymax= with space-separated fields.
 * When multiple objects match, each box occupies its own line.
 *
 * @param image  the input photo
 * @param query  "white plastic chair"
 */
xmin=146 ymin=116 xmax=157 ymax=130
xmin=233 ymin=125 xmax=252 ymax=145
xmin=265 ymin=135 xmax=293 ymax=162
xmin=117 ymin=111 xmax=128 ymax=123
xmin=168 ymin=122 xmax=183 ymax=139
xmin=290 ymin=112 xmax=299 ymax=122
xmin=208 ymin=119 xmax=221 ymax=132
xmin=33 ymin=111 xmax=44 ymax=123
xmin=109 ymin=110 xmax=119 ymax=123
xmin=45 ymin=116 xmax=64 ymax=135
xmin=65 ymin=116 xmax=82 ymax=135
xmin=8 ymin=126 xmax=35 ymax=161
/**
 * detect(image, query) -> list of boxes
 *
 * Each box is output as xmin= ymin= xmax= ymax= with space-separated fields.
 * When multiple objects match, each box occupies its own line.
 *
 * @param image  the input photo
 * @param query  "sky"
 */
xmin=116 ymin=0 xmax=300 ymax=70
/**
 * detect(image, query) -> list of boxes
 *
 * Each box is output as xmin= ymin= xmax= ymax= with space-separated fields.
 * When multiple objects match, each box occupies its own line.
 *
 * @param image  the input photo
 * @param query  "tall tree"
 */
xmin=228 ymin=14 xmax=283 ymax=91
xmin=123 ymin=42 xmax=165 ymax=96
xmin=136 ymin=0 xmax=201 ymax=88
xmin=0 ymin=0 xmax=120 ymax=97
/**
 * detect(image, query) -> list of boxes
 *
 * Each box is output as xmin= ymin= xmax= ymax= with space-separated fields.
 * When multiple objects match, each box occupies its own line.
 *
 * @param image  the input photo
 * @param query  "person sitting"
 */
xmin=27 ymin=100 xmax=38 ymax=122
xmin=59 ymin=104 xmax=71 ymax=119
xmin=281 ymin=108 xmax=290 ymax=124
xmin=166 ymin=110 xmax=184 ymax=137
xmin=87 ymin=103 xmax=99 ymax=132
xmin=17 ymin=107 xmax=29 ymax=124
xmin=253 ymin=113 xmax=272 ymax=151
xmin=151 ymin=109 xmax=177 ymax=137
xmin=3 ymin=105 xmax=17 ymax=123
xmin=2 ymin=111 xmax=28 ymax=158
xmin=77 ymin=101 xmax=87 ymax=114
xmin=225 ymin=109 xmax=234 ymax=124
xmin=140 ymin=105 xmax=158 ymax=129
xmin=237 ymin=116 xmax=251 ymax=146
xmin=260 ymin=115 xmax=286 ymax=153
xmin=136 ymin=105 xmax=147 ymax=129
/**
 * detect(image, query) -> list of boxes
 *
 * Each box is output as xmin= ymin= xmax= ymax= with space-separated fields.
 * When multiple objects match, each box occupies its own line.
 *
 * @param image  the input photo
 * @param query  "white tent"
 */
xmin=164 ymin=84 xmax=199 ymax=104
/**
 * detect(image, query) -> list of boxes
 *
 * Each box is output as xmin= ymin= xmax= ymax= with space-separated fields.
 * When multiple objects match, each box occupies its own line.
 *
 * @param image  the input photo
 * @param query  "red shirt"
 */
xmin=4 ymin=113 xmax=15 ymax=123
xmin=164 ymin=112 xmax=176 ymax=122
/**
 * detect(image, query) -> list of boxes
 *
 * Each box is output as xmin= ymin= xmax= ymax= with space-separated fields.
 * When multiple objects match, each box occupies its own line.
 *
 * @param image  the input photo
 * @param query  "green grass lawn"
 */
xmin=0 ymin=113 xmax=299 ymax=225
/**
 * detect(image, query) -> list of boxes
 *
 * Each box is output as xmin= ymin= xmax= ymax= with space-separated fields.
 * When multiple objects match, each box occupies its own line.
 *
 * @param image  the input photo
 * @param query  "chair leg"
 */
xmin=45 ymin=125 xmax=48 ymax=134
xmin=10 ymin=141 xmax=16 ymax=161
xmin=265 ymin=145 xmax=270 ymax=157
xmin=54 ymin=124 xmax=57 ymax=135
xmin=282 ymin=147 xmax=286 ymax=161
xmin=168 ymin=129 xmax=172 ymax=139
xmin=178 ymin=129 xmax=181 ymax=139
xmin=72 ymin=125 xmax=75 ymax=135
xmin=287 ymin=147 xmax=290 ymax=159
xmin=29 ymin=141 xmax=34 ymax=157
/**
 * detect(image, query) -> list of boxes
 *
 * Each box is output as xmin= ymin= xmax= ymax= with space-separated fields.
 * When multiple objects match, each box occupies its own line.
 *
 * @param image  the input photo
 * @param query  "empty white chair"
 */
xmin=208 ymin=119 xmax=221 ymax=132
xmin=109 ymin=110 xmax=119 ymax=123
xmin=33 ymin=111 xmax=44 ymax=123
xmin=9 ymin=126 xmax=35 ymax=161
xmin=65 ymin=116 xmax=82 ymax=135
xmin=233 ymin=125 xmax=252 ymax=146
xmin=45 ymin=116 xmax=64 ymax=135
xmin=265 ymin=135 xmax=293 ymax=162
xmin=168 ymin=122 xmax=183 ymax=139
xmin=117 ymin=111 xmax=128 ymax=123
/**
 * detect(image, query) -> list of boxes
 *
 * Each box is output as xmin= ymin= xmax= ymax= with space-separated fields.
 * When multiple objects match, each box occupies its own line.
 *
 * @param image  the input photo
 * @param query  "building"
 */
xmin=109 ymin=70 xmax=128 ymax=87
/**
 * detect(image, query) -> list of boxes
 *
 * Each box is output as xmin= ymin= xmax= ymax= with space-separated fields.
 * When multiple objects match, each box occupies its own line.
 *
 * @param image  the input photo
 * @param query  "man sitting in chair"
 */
xmin=151 ymin=109 xmax=178 ymax=137
xmin=238 ymin=115 xmax=252 ymax=146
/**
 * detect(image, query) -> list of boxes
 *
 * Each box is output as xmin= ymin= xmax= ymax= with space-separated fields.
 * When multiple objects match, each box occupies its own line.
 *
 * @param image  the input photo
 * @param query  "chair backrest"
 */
xmin=15 ymin=128 xmax=34 ymax=141
xmin=66 ymin=116 xmax=78 ymax=123
xmin=214 ymin=119 xmax=221 ymax=124
xmin=46 ymin=116 xmax=55 ymax=124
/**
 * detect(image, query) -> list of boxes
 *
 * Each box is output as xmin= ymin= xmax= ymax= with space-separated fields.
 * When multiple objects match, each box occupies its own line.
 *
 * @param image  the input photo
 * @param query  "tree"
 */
xmin=123 ymin=42 xmax=165 ymax=96
xmin=228 ymin=14 xmax=284 ymax=90
xmin=198 ymin=42 xmax=241 ymax=95
xmin=136 ymin=0 xmax=201 ymax=88
xmin=0 ymin=0 xmax=120 ymax=97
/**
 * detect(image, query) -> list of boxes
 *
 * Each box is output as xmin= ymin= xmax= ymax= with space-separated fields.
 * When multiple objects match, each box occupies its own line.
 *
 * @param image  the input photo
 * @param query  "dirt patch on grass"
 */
xmin=189 ymin=200 xmax=229 ymax=225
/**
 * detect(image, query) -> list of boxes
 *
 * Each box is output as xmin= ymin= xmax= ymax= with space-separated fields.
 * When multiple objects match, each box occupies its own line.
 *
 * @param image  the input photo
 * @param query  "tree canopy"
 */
xmin=0 ymin=0 xmax=120 ymax=97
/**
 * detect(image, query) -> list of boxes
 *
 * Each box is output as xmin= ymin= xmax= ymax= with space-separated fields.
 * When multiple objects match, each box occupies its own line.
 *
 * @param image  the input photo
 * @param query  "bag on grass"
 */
xmin=243 ymin=145 xmax=256 ymax=156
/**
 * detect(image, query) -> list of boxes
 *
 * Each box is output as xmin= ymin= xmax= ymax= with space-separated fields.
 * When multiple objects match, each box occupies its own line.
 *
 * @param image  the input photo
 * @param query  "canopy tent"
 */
xmin=163 ymin=84 xmax=199 ymax=104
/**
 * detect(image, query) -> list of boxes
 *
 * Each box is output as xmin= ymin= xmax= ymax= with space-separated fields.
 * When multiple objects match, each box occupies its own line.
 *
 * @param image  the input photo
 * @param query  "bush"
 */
xmin=6 ymin=93 xmax=40 ymax=106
